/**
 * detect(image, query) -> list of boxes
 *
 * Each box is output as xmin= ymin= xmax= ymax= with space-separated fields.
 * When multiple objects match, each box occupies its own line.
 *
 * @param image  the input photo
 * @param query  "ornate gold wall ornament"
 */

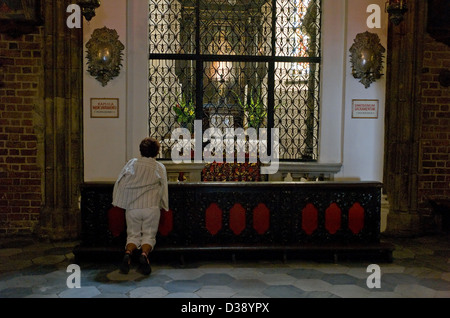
xmin=86 ymin=27 xmax=124 ymax=87
xmin=349 ymin=31 xmax=385 ymax=89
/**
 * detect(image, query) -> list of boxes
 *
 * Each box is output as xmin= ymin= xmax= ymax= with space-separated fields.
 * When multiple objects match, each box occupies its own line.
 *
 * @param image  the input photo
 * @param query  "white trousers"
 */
xmin=125 ymin=207 xmax=161 ymax=249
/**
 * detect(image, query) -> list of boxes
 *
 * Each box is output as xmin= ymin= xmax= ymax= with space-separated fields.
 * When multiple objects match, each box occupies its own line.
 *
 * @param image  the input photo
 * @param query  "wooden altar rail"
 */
xmin=73 ymin=182 xmax=394 ymax=262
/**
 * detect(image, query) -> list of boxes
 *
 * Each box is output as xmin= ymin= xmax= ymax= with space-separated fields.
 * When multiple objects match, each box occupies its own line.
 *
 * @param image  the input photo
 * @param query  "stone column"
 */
xmin=36 ymin=0 xmax=83 ymax=240
xmin=383 ymin=0 xmax=426 ymax=236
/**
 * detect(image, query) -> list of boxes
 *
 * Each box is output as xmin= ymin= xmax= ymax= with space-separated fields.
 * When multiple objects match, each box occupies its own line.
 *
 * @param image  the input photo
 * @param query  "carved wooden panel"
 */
xmin=79 ymin=181 xmax=382 ymax=253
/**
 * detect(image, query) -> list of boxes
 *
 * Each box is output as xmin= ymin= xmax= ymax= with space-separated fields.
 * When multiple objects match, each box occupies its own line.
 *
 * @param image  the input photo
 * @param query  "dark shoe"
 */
xmin=120 ymin=253 xmax=131 ymax=274
xmin=139 ymin=253 xmax=152 ymax=275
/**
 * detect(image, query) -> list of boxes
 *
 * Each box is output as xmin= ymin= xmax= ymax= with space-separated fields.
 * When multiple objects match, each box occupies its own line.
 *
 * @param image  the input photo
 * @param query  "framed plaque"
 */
xmin=352 ymin=99 xmax=378 ymax=119
xmin=90 ymin=98 xmax=119 ymax=118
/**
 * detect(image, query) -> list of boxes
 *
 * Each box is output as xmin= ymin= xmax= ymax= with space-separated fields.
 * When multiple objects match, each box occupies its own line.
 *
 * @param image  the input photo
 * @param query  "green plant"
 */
xmin=173 ymin=94 xmax=195 ymax=126
xmin=235 ymin=91 xmax=267 ymax=130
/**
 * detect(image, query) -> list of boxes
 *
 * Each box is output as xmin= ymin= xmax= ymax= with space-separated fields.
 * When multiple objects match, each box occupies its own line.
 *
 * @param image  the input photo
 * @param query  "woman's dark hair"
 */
xmin=139 ymin=137 xmax=160 ymax=158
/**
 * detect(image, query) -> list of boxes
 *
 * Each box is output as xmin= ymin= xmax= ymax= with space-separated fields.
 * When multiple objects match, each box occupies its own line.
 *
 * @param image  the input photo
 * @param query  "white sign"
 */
xmin=352 ymin=99 xmax=378 ymax=119
xmin=90 ymin=98 xmax=119 ymax=118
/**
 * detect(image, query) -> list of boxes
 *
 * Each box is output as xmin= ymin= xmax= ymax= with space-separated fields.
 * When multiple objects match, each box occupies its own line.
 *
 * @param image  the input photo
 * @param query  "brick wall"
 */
xmin=0 ymin=28 xmax=44 ymax=236
xmin=418 ymin=33 xmax=450 ymax=213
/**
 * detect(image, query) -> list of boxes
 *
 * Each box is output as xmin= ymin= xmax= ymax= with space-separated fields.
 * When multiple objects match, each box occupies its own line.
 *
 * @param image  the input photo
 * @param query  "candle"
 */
xmin=243 ymin=84 xmax=248 ymax=129
xmin=244 ymin=84 xmax=248 ymax=103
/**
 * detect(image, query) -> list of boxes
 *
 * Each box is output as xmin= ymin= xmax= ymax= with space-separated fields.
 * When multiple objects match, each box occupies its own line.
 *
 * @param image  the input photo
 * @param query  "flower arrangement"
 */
xmin=235 ymin=90 xmax=267 ymax=130
xmin=201 ymin=161 xmax=262 ymax=182
xmin=201 ymin=152 xmax=263 ymax=182
xmin=173 ymin=94 xmax=195 ymax=130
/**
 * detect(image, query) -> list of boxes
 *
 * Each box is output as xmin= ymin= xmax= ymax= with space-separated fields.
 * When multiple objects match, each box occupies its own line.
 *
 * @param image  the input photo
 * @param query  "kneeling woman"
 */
xmin=112 ymin=137 xmax=169 ymax=275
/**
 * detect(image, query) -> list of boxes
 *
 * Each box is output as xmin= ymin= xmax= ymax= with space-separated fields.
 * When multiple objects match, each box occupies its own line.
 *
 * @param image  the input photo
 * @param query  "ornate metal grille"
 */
xmin=149 ymin=0 xmax=321 ymax=160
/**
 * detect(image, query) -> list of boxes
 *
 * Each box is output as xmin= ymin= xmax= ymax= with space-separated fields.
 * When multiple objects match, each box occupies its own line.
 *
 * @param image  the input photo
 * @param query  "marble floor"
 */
xmin=1 ymin=234 xmax=449 ymax=301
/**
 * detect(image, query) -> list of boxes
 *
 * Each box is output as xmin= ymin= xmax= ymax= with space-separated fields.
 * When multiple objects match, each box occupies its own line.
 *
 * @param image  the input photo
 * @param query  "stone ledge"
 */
xmin=163 ymin=161 xmax=342 ymax=182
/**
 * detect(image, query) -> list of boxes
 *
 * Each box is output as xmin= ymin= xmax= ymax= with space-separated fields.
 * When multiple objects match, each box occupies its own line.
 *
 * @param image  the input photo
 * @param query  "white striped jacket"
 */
xmin=112 ymin=157 xmax=169 ymax=211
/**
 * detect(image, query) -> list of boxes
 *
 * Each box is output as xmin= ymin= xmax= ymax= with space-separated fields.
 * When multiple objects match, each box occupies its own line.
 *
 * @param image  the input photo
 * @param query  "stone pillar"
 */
xmin=383 ymin=0 xmax=426 ymax=236
xmin=35 ymin=0 xmax=83 ymax=240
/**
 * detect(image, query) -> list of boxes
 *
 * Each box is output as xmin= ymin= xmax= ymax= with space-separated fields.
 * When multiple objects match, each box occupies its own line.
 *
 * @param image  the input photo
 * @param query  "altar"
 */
xmin=73 ymin=181 xmax=394 ymax=263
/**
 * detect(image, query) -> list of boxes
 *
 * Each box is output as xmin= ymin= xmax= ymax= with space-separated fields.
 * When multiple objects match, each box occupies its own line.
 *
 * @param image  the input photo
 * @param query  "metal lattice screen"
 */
xmin=149 ymin=0 xmax=321 ymax=160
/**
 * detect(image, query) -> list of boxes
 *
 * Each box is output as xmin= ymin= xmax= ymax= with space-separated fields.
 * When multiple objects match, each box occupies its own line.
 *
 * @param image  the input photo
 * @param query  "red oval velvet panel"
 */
xmin=253 ymin=203 xmax=270 ymax=235
xmin=229 ymin=203 xmax=246 ymax=235
xmin=108 ymin=206 xmax=125 ymax=237
xmin=325 ymin=203 xmax=341 ymax=234
xmin=158 ymin=209 xmax=173 ymax=236
xmin=348 ymin=202 xmax=365 ymax=234
xmin=302 ymin=203 xmax=318 ymax=235
xmin=205 ymin=203 xmax=222 ymax=235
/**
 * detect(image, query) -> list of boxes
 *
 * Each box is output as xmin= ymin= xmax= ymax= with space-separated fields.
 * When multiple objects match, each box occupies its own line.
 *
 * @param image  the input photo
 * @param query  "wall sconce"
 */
xmin=86 ymin=27 xmax=124 ymax=86
xmin=77 ymin=0 xmax=101 ymax=21
xmin=385 ymin=0 xmax=408 ymax=25
xmin=349 ymin=31 xmax=385 ymax=89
